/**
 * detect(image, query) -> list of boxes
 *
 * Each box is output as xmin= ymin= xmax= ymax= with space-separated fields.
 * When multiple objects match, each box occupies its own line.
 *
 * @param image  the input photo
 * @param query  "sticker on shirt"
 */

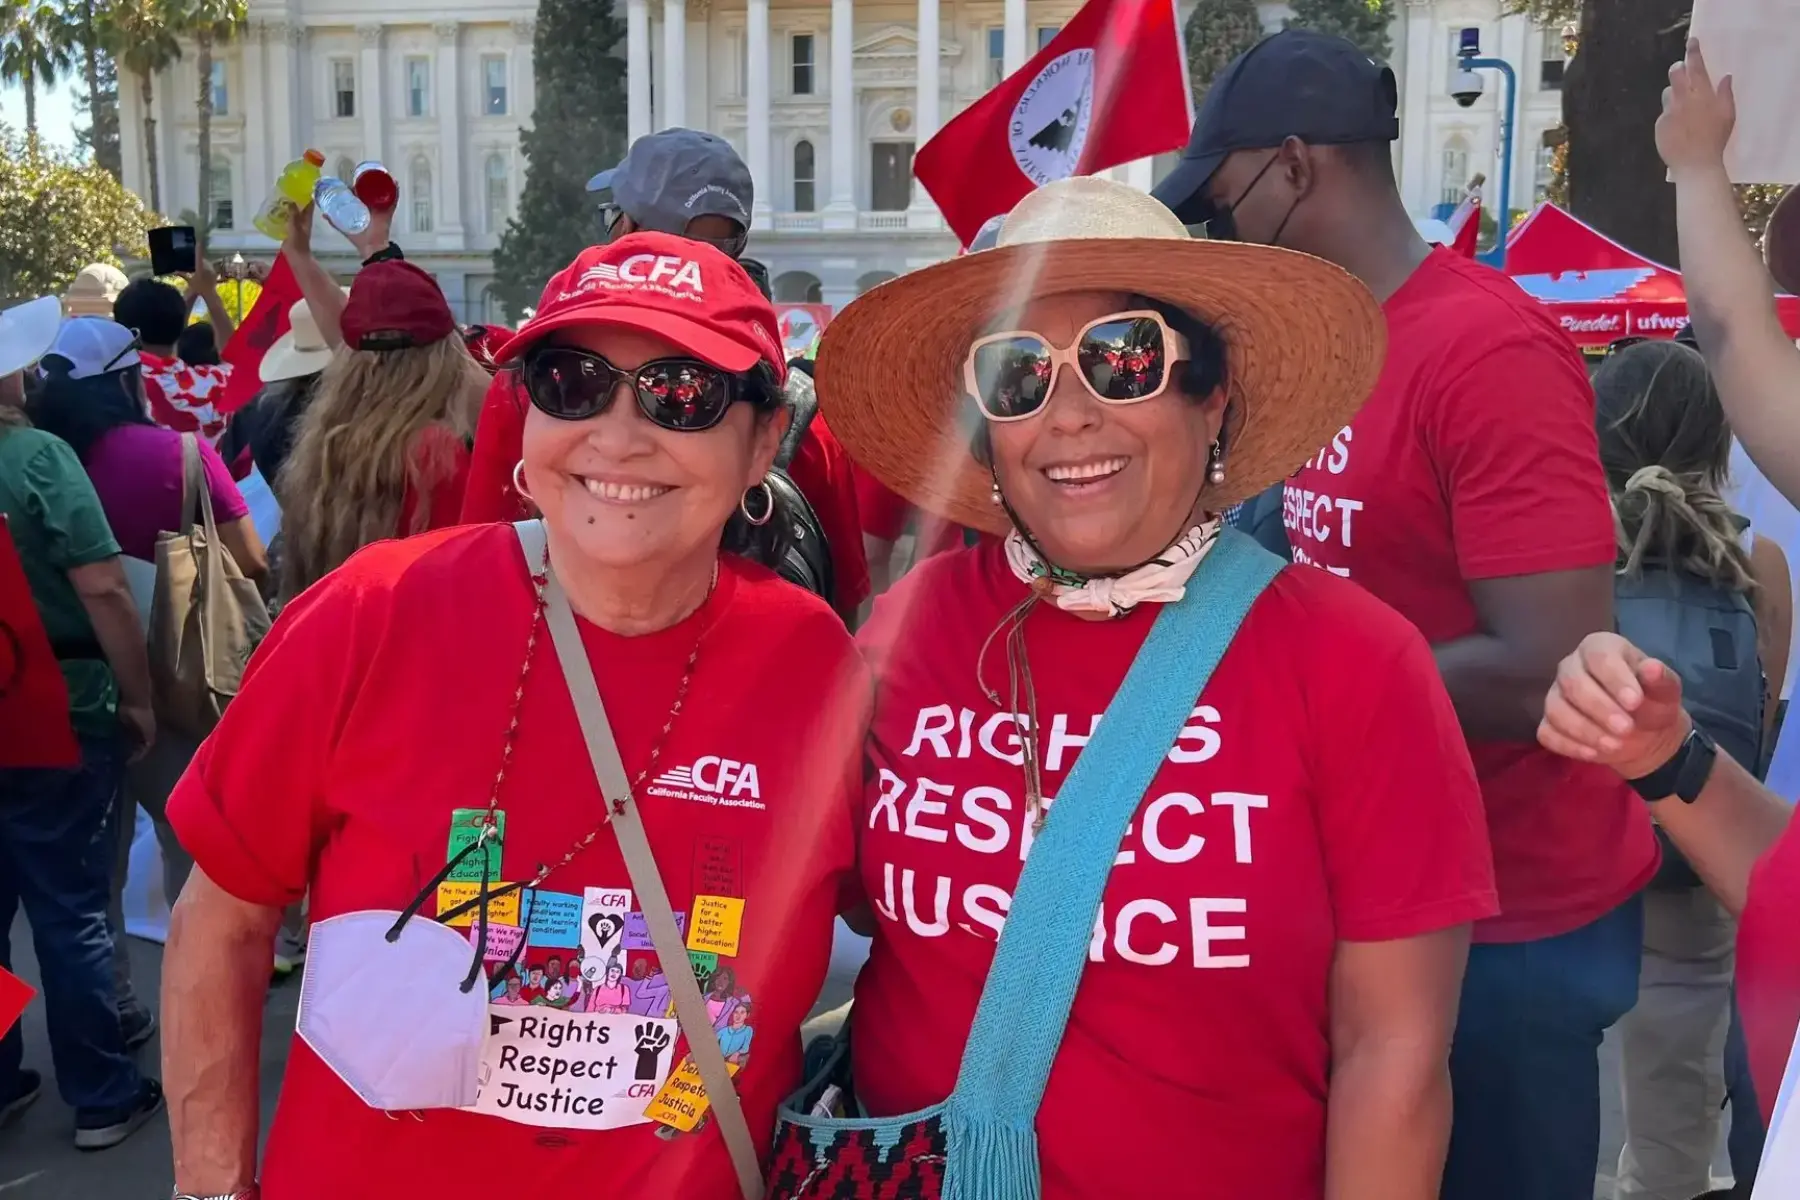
xmin=445 ymin=808 xmax=504 ymax=883
xmin=522 ymin=889 xmax=583 ymax=949
xmin=580 ymin=887 xmax=631 ymax=966
xmin=623 ymin=909 xmax=687 ymax=950
xmin=490 ymin=950 xmax=580 ymax=1009
xmin=687 ymin=894 xmax=745 ymax=956
xmin=468 ymin=1010 xmax=677 ymax=1130
xmin=692 ymin=836 xmax=745 ymax=897
xmin=646 ymin=1052 xmax=745 ymax=1133
xmin=436 ymin=881 xmax=521 ymax=928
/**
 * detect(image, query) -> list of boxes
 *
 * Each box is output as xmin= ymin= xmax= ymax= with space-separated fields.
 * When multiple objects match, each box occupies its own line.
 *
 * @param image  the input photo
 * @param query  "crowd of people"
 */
xmin=0 ymin=25 xmax=1797 ymax=1200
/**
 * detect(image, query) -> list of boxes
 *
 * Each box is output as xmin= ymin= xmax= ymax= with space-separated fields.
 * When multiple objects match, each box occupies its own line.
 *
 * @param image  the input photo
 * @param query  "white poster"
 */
xmin=467 ymin=1009 xmax=677 ymax=1129
xmin=1691 ymin=0 xmax=1800 ymax=184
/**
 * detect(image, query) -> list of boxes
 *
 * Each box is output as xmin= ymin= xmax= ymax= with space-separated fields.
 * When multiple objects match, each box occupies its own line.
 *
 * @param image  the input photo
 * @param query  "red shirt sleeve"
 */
xmin=787 ymin=416 xmax=870 ymax=615
xmin=853 ymin=466 xmax=912 ymax=543
xmin=166 ymin=561 xmax=386 ymax=907
xmin=460 ymin=373 xmax=531 ymax=524
xmin=1423 ymin=333 xmax=1617 ymax=581
xmin=1311 ymin=606 xmax=1499 ymax=940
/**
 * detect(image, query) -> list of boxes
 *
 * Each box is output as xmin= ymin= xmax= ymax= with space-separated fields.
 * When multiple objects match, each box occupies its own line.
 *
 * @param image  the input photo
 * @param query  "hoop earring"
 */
xmin=1206 ymin=440 xmax=1227 ymax=487
xmin=739 ymin=479 xmax=774 ymax=527
xmin=511 ymin=460 xmax=535 ymax=503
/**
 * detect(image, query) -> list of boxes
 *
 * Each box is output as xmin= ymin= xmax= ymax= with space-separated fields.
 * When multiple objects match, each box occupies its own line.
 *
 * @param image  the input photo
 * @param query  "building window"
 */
xmin=332 ymin=59 xmax=356 ymax=118
xmin=485 ymin=153 xmax=510 ymax=233
xmin=334 ymin=155 xmax=355 ymax=182
xmin=871 ymin=142 xmax=914 ymax=211
xmin=410 ymin=155 xmax=434 ymax=233
xmin=1540 ymin=26 xmax=1570 ymax=90
xmin=986 ymin=27 xmax=1005 ymax=87
xmin=1440 ymin=139 xmax=1471 ymax=207
xmin=793 ymin=139 xmax=816 ymax=212
xmin=791 ymin=34 xmax=815 ymax=95
xmin=209 ymin=161 xmax=234 ymax=229
xmin=482 ymin=55 xmax=508 ymax=115
xmin=1535 ymin=129 xmax=1561 ymax=201
xmin=1036 ymin=26 xmax=1059 ymax=51
xmin=210 ymin=61 xmax=229 ymax=115
xmin=406 ymin=56 xmax=430 ymax=116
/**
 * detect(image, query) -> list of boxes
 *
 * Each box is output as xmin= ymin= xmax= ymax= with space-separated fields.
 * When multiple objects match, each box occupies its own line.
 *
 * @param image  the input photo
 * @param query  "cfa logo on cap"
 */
xmin=574 ymin=254 xmax=706 ymax=296
xmin=1008 ymin=48 xmax=1094 ymax=187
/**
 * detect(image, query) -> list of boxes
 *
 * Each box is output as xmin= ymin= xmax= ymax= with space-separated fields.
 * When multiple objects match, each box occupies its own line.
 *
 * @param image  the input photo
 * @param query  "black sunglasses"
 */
xmin=522 ymin=345 xmax=757 ymax=430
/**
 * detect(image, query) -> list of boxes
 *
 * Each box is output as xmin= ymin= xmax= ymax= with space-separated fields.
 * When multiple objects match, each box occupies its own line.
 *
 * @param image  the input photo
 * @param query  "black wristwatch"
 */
xmin=1625 ymin=722 xmax=1718 ymax=804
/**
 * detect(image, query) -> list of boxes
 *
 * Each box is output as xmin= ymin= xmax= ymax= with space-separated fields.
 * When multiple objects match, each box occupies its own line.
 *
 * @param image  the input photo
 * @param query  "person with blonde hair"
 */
xmin=276 ymin=259 xmax=485 ymax=601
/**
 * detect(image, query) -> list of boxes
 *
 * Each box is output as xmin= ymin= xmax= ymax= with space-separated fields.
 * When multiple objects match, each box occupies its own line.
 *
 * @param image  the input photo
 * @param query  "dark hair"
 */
xmin=177 ymin=321 xmax=221 ymax=365
xmin=787 ymin=356 xmax=815 ymax=379
xmin=1335 ymin=140 xmax=1398 ymax=184
xmin=1593 ymin=340 xmax=1753 ymax=591
xmin=112 ymin=278 xmax=190 ymax=347
xmin=25 ymin=367 xmax=153 ymax=461
xmin=718 ymin=360 xmax=800 ymax=565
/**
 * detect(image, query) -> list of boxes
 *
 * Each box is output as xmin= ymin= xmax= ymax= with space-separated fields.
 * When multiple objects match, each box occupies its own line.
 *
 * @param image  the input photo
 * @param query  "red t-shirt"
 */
xmin=167 ymin=525 xmax=869 ymax=1198
xmin=853 ymin=466 xmax=993 ymax=564
xmin=1285 ymin=248 xmax=1658 ymax=944
xmin=1737 ymin=823 xmax=1800 ymax=1124
xmin=851 ymin=541 xmax=1497 ymax=1199
xmin=396 ymin=424 xmax=472 ymax=537
xmin=460 ymin=373 xmax=870 ymax=616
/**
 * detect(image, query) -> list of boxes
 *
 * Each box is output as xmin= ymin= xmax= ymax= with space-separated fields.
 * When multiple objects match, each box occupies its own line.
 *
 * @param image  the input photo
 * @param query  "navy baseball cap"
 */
xmin=1153 ymin=29 xmax=1400 ymax=225
xmin=586 ymin=128 xmax=754 ymax=233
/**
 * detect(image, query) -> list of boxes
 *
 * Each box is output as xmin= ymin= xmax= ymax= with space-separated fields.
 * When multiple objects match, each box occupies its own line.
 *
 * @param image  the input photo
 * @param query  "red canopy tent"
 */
xmin=1501 ymin=202 xmax=1800 ymax=349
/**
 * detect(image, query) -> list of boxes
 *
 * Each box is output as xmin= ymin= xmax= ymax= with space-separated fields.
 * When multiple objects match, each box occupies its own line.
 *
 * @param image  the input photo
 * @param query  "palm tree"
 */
xmin=1 ymin=0 xmax=75 ymax=140
xmin=178 ymin=0 xmax=246 ymax=234
xmin=102 ymin=0 xmax=178 ymax=212
xmin=65 ymin=0 xmax=113 ymax=171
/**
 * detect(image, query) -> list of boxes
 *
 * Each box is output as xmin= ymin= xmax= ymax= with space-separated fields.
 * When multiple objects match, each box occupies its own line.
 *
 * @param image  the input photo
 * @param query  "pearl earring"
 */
xmin=1206 ymin=442 xmax=1227 ymax=487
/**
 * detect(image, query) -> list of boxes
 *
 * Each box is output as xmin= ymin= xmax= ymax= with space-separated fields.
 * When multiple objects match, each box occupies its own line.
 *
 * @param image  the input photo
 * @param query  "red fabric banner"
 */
xmin=0 ymin=515 xmax=79 ymax=769
xmin=0 ymin=965 xmax=33 ymax=1039
xmin=216 ymin=254 xmax=304 ymax=413
xmin=913 ymin=0 xmax=1193 ymax=246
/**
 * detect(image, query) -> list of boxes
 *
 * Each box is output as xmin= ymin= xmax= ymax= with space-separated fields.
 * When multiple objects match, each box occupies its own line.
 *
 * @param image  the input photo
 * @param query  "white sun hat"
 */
xmin=0 ymin=296 xmax=65 ymax=378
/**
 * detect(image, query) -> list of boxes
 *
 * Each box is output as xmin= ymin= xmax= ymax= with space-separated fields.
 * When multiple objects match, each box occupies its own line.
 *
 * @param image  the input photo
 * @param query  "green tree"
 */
xmin=66 ymin=0 xmax=122 ymax=176
xmin=1284 ymin=0 xmax=1394 ymax=62
xmin=103 ymin=0 xmax=179 ymax=212
xmin=0 ymin=122 xmax=154 ymax=299
xmin=493 ymin=0 xmax=627 ymax=320
xmin=1182 ymin=0 xmax=1265 ymax=107
xmin=178 ymin=0 xmax=248 ymax=231
xmin=1 ymin=0 xmax=75 ymax=140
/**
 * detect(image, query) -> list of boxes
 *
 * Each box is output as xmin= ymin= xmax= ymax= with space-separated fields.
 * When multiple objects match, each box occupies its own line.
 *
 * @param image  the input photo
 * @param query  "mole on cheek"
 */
xmin=588 ymin=516 xmax=597 ymax=524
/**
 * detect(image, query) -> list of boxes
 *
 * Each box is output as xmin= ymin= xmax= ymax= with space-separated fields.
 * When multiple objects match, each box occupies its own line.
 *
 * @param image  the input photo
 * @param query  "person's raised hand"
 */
xmin=183 ymin=244 xmax=218 ymax=294
xmin=282 ymin=201 xmax=316 ymax=262
xmin=345 ymin=205 xmax=394 ymax=261
xmin=1657 ymin=37 xmax=1736 ymax=176
xmin=1539 ymin=632 xmax=1692 ymax=780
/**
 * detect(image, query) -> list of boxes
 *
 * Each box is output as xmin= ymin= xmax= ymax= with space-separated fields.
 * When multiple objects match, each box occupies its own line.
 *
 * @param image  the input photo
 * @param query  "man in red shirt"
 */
xmin=1156 ymin=30 xmax=1657 ymax=1200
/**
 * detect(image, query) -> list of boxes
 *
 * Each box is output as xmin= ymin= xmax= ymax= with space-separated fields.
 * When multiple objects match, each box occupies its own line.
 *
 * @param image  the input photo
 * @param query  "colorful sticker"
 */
xmin=580 ymin=888 xmax=632 ymax=964
xmin=468 ymin=1009 xmax=677 ymax=1129
xmin=624 ymin=956 xmax=673 ymax=1017
xmin=437 ymin=881 xmax=521 ymax=929
xmin=645 ymin=1053 xmax=742 ymax=1132
xmin=686 ymin=949 xmax=720 ymax=976
xmin=469 ymin=922 xmax=526 ymax=964
xmin=523 ymin=889 xmax=583 ymax=949
xmin=623 ymin=910 xmax=687 ymax=950
xmin=686 ymin=894 xmax=745 ymax=956
xmin=692 ymin=836 xmax=744 ymax=897
xmin=445 ymin=808 xmax=505 ymax=883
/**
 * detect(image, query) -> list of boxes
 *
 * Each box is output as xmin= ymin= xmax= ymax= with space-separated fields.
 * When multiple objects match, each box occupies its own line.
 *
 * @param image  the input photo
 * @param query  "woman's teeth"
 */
xmin=1044 ymin=457 xmax=1128 ymax=483
xmin=581 ymin=477 xmax=672 ymax=502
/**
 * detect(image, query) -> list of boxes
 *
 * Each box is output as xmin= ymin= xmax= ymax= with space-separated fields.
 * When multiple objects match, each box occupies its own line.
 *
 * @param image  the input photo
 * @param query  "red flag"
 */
xmin=0 ymin=965 xmax=33 ymax=1039
xmin=217 ymin=253 xmax=304 ymax=413
xmin=1448 ymin=193 xmax=1482 ymax=258
xmin=914 ymin=0 xmax=1192 ymax=246
xmin=0 ymin=516 xmax=79 ymax=769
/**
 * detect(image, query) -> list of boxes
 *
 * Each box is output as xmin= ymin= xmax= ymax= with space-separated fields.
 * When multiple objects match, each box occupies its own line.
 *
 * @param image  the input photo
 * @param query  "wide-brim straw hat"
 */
xmin=815 ymin=177 xmax=1387 ymax=535
xmin=0 ymin=296 xmax=64 ymax=377
xmin=260 ymin=298 xmax=337 ymax=383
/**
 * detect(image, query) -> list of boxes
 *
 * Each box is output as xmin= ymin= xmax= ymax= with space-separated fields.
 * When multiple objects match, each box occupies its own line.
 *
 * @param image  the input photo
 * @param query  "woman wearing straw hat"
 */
xmin=795 ymin=178 xmax=1499 ymax=1199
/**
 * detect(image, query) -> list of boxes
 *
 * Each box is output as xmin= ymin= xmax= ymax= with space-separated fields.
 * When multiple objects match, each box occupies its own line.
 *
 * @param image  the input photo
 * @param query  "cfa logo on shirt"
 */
xmin=647 ymin=756 xmax=766 ymax=811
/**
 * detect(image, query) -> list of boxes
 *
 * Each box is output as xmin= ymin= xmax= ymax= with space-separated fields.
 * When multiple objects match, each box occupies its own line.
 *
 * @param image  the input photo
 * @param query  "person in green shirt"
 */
xmin=0 ymin=309 xmax=164 ymax=1149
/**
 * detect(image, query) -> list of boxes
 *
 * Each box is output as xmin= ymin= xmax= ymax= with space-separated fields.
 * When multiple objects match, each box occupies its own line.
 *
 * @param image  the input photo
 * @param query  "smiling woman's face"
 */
xmin=519 ymin=325 xmax=781 ymax=575
xmin=983 ymin=291 xmax=1225 ymax=575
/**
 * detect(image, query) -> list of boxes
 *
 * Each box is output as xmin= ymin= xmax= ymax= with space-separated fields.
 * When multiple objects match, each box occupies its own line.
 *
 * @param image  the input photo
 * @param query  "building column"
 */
xmin=1003 ymin=0 xmax=1027 ymax=76
xmin=907 ymin=0 xmax=939 ymax=223
xmin=511 ymin=19 xmax=538 ymax=129
xmin=241 ymin=25 xmax=270 ymax=202
xmin=661 ymin=0 xmax=687 ymax=129
xmin=627 ymin=0 xmax=651 ymax=142
xmin=824 ymin=0 xmax=856 ymax=226
xmin=747 ymin=0 xmax=771 ymax=223
xmin=434 ymin=22 xmax=465 ymax=240
xmin=357 ymin=24 xmax=386 ymax=170
xmin=1398 ymin=0 xmax=1434 ymax=215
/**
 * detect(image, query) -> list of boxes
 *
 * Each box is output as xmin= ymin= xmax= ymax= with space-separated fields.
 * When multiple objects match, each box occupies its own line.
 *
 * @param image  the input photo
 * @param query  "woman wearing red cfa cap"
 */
xmin=159 ymin=232 xmax=868 ymax=1200
xmin=275 ymin=258 xmax=488 ymax=603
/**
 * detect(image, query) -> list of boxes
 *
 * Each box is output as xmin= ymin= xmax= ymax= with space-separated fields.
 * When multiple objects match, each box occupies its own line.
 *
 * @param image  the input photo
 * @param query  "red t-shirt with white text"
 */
xmin=168 ymin=525 xmax=869 ymax=1198
xmin=1285 ymin=248 xmax=1657 ymax=943
xmin=851 ymin=542 xmax=1497 ymax=1199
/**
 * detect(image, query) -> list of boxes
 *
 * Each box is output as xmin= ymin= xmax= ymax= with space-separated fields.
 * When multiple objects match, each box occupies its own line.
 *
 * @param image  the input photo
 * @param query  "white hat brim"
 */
xmin=0 ymin=297 xmax=65 ymax=378
xmin=259 ymin=334 xmax=335 ymax=383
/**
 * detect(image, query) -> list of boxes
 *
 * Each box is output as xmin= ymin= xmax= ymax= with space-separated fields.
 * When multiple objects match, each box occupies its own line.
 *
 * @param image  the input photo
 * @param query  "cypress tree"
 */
xmin=493 ymin=0 xmax=628 ymax=321
xmin=1184 ymin=0 xmax=1267 ymax=106
xmin=1284 ymin=0 xmax=1395 ymax=62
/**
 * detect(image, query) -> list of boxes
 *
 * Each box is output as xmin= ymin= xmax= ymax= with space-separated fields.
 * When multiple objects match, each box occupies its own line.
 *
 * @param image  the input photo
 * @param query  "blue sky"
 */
xmin=2 ymin=77 xmax=82 ymax=153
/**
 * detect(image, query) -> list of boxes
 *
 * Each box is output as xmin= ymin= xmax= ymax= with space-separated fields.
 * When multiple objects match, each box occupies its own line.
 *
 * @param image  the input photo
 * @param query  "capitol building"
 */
xmin=118 ymin=0 xmax=1573 ymax=322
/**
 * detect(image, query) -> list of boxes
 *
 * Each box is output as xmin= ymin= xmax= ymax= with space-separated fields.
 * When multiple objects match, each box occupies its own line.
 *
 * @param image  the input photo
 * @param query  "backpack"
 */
xmin=1615 ymin=565 xmax=1765 ymax=889
xmin=759 ymin=370 xmax=835 ymax=605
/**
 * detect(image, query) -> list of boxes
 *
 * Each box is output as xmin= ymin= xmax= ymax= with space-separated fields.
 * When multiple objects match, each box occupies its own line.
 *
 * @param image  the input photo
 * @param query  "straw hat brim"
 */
xmin=815 ymin=239 xmax=1387 ymax=536
xmin=260 ymin=333 xmax=335 ymax=383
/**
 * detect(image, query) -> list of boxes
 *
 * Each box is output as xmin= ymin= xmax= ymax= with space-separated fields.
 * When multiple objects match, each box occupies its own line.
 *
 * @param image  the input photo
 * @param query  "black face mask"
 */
xmin=1205 ymin=151 xmax=1303 ymax=248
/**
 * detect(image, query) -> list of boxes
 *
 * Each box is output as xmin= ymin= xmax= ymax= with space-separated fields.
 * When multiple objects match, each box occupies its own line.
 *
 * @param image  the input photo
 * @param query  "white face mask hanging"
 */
xmin=295 ymin=828 xmax=519 ymax=1113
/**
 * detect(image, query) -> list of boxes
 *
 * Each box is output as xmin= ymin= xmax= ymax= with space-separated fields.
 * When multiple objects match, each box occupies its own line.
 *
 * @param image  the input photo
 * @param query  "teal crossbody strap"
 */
xmin=942 ymin=529 xmax=1285 ymax=1200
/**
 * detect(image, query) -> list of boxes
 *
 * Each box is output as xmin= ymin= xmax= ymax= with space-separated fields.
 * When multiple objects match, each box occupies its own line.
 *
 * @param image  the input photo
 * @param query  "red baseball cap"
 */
xmin=494 ymin=232 xmax=786 ymax=384
xmin=342 ymin=260 xmax=457 ymax=350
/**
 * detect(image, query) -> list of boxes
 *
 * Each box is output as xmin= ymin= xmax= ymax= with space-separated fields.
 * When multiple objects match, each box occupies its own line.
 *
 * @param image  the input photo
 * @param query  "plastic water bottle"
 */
xmin=351 ymin=161 xmax=399 ymax=214
xmin=314 ymin=177 xmax=372 ymax=236
xmin=253 ymin=149 xmax=326 ymax=241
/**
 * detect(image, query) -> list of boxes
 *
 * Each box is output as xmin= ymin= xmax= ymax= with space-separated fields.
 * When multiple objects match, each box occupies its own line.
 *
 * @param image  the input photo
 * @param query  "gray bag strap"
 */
xmin=518 ymin=521 xmax=764 ymax=1200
